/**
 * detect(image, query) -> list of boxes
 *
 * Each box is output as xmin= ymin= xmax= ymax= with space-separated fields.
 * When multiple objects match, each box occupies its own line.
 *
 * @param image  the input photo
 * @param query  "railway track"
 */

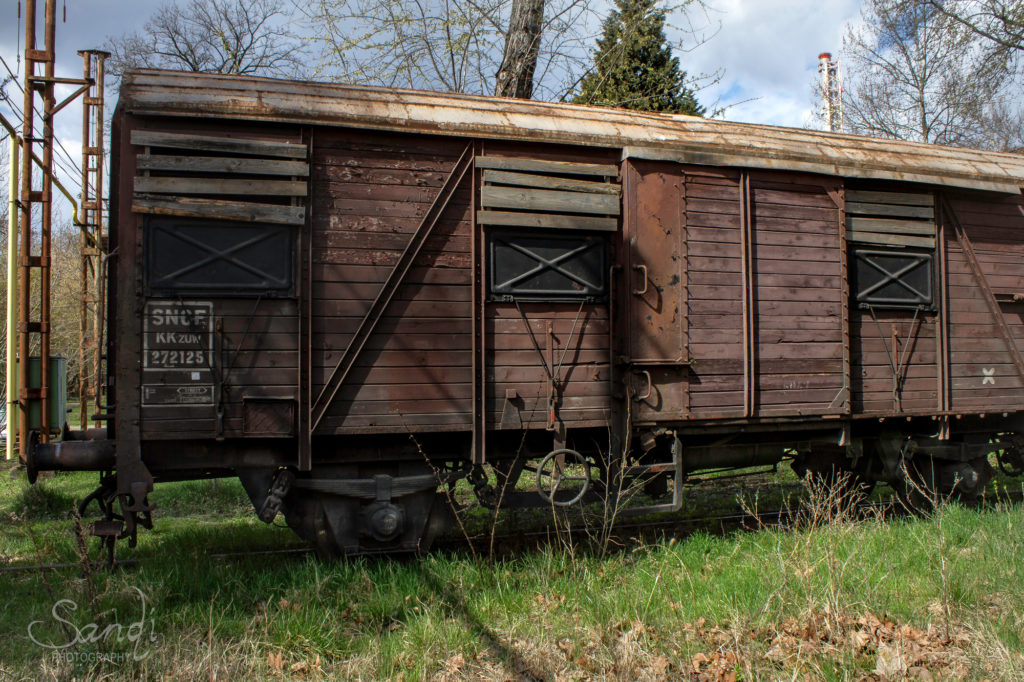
xmin=440 ymin=499 xmax=903 ymax=558
xmin=5 ymin=488 xmax=1021 ymax=573
xmin=0 ymin=498 xmax=900 ymax=573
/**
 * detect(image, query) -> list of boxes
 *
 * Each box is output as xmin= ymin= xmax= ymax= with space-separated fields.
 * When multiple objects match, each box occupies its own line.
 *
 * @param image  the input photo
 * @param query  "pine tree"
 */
xmin=573 ymin=0 xmax=704 ymax=115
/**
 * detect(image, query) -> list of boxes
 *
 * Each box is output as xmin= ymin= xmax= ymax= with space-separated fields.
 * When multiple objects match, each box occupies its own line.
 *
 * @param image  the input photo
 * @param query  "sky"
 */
xmin=0 ymin=0 xmax=865 ymax=215
xmin=683 ymin=0 xmax=863 ymax=127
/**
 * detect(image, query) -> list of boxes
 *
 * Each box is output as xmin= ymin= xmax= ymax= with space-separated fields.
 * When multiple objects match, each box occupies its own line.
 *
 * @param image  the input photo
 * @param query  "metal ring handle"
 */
xmin=634 ymin=370 xmax=652 ymax=401
xmin=632 ymin=264 xmax=648 ymax=295
xmin=536 ymin=448 xmax=591 ymax=507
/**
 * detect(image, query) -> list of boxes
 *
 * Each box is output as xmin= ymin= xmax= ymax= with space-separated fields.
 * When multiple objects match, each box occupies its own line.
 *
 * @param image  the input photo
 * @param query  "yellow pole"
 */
xmin=6 ymin=134 xmax=18 ymax=460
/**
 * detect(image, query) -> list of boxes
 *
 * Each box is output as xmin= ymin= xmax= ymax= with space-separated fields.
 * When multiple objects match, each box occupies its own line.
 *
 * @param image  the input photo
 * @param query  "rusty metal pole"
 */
xmin=17 ymin=0 xmax=39 ymax=457
xmin=38 ymin=0 xmax=57 ymax=442
xmin=77 ymin=50 xmax=109 ymax=430
xmin=6 ymin=135 xmax=18 ymax=459
xmin=78 ymin=52 xmax=90 ymax=429
xmin=18 ymin=0 xmax=92 ymax=454
xmin=92 ymin=54 xmax=108 ymax=428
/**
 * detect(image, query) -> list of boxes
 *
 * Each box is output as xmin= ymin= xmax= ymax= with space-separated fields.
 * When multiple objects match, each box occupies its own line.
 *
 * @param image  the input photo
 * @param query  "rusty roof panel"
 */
xmin=119 ymin=69 xmax=1024 ymax=194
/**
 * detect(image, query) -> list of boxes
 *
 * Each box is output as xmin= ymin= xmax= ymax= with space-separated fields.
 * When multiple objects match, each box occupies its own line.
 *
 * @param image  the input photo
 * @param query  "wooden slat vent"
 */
xmin=476 ymin=156 xmax=620 ymax=232
xmin=845 ymin=189 xmax=935 ymax=249
xmin=131 ymin=130 xmax=308 ymax=226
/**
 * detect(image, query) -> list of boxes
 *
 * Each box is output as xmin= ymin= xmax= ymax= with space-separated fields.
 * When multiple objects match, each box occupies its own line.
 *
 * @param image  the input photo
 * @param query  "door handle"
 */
xmin=633 ymin=370 xmax=652 ymax=401
xmin=632 ymin=264 xmax=648 ymax=295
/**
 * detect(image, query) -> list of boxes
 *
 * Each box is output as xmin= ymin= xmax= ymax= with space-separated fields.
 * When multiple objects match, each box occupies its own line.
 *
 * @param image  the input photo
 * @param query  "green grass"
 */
xmin=0 ymin=469 xmax=253 ymax=519
xmin=2 ymin=460 xmax=1024 ymax=680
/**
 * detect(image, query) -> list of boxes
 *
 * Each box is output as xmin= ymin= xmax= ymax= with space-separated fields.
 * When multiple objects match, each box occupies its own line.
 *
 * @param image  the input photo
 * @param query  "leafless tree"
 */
xmin=47 ymin=222 xmax=85 ymax=394
xmin=841 ymin=0 xmax=1013 ymax=146
xmin=302 ymin=0 xmax=536 ymax=95
xmin=301 ymin=0 xmax=718 ymax=102
xmin=495 ymin=0 xmax=546 ymax=97
xmin=0 ymin=75 xmax=14 ymax=108
xmin=106 ymin=0 xmax=305 ymax=79
xmin=972 ymin=96 xmax=1024 ymax=151
xmin=921 ymin=0 xmax=1024 ymax=151
xmin=923 ymin=0 xmax=1024 ymax=55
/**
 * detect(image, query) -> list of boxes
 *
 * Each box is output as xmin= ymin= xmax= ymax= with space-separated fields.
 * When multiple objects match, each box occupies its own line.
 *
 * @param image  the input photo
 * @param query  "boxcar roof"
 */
xmin=119 ymin=69 xmax=1024 ymax=194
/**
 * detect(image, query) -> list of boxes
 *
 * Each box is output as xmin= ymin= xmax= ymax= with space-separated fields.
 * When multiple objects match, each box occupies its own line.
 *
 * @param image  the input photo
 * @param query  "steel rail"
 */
xmin=5 ymin=490 xmax=1020 ymax=573
xmin=0 ymin=499 xmax=902 ymax=573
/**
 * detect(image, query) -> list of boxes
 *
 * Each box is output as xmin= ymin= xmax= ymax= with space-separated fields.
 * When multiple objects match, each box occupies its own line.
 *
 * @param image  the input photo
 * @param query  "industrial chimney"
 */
xmin=818 ymin=52 xmax=843 ymax=132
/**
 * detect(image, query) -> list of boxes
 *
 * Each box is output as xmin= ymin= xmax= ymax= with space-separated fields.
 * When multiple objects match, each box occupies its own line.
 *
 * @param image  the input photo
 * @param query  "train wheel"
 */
xmin=240 ymin=465 xmax=452 ymax=557
xmin=993 ymin=433 xmax=1024 ymax=477
xmin=279 ymin=487 xmax=450 ymax=557
xmin=897 ymin=455 xmax=993 ymax=512
xmin=791 ymin=446 xmax=875 ymax=502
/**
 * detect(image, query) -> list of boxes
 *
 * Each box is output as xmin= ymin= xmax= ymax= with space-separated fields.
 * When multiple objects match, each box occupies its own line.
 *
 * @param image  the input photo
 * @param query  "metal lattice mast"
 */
xmin=18 ymin=0 xmax=94 ymax=452
xmin=818 ymin=52 xmax=843 ymax=133
xmin=18 ymin=0 xmax=56 ymax=448
xmin=78 ymin=50 xmax=109 ymax=429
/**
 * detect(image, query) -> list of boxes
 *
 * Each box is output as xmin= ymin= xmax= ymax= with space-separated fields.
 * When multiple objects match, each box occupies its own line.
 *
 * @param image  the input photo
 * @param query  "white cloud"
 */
xmin=1 ymin=0 xmax=868 ymax=206
xmin=0 ymin=0 xmax=155 ymax=207
xmin=677 ymin=0 xmax=862 ymax=126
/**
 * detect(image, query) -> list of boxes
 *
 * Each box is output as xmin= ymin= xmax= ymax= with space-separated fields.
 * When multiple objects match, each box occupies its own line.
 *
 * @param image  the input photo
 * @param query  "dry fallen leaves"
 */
xmin=445 ymin=653 xmax=465 ymax=672
xmin=681 ymin=610 xmax=971 ymax=680
xmin=278 ymin=598 xmax=301 ymax=612
xmin=689 ymin=650 xmax=738 ymax=682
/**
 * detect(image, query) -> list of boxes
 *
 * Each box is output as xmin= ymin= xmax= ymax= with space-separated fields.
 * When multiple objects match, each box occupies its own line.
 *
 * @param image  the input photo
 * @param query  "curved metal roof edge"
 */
xmin=119 ymin=69 xmax=1024 ymax=195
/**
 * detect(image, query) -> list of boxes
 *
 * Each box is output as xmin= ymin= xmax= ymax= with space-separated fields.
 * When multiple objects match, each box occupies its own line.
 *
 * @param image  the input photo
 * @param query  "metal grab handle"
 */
xmin=634 ymin=370 xmax=652 ymax=401
xmin=632 ymin=264 xmax=648 ymax=295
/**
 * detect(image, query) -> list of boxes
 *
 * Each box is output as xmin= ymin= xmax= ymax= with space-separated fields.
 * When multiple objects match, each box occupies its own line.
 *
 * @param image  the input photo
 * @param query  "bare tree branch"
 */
xmin=923 ymin=0 xmax=1024 ymax=54
xmin=106 ymin=0 xmax=306 ymax=80
xmin=841 ymin=0 xmax=1016 ymax=147
xmin=299 ymin=0 xmax=717 ymax=102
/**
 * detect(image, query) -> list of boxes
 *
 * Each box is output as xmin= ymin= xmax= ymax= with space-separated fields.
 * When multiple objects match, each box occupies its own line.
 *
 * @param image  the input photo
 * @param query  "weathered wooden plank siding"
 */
xmin=946 ymin=194 xmax=1024 ymax=412
xmin=846 ymin=189 xmax=1024 ymax=417
xmin=684 ymin=169 xmax=844 ymax=419
xmin=487 ymin=303 xmax=611 ymax=430
xmin=481 ymin=142 xmax=617 ymax=431
xmin=134 ymin=118 xmax=306 ymax=441
xmin=683 ymin=169 xmax=744 ymax=417
xmin=139 ymin=296 xmax=301 ymax=440
xmin=751 ymin=174 xmax=844 ymax=417
xmin=850 ymin=312 xmax=938 ymax=414
xmin=309 ymin=130 xmax=472 ymax=431
xmin=132 ymin=115 xmax=1024 ymax=441
xmin=846 ymin=181 xmax=938 ymax=416
xmin=310 ymin=134 xmax=616 ymax=433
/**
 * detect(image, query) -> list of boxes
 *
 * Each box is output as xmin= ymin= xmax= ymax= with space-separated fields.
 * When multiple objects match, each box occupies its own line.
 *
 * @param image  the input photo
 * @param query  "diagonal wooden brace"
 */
xmin=942 ymin=196 xmax=1024 ymax=387
xmin=310 ymin=143 xmax=474 ymax=431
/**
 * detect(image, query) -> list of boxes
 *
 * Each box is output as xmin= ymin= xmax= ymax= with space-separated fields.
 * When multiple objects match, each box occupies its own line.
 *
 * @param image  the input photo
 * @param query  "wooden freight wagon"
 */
xmin=29 ymin=69 xmax=1024 ymax=556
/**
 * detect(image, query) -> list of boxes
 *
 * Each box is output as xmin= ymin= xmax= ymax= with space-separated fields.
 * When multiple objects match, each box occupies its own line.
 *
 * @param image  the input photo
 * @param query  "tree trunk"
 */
xmin=495 ymin=0 xmax=545 ymax=99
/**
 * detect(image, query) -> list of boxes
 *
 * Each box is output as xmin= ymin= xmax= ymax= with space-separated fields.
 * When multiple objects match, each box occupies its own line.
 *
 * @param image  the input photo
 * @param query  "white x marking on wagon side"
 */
xmin=982 ymin=368 xmax=996 ymax=385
